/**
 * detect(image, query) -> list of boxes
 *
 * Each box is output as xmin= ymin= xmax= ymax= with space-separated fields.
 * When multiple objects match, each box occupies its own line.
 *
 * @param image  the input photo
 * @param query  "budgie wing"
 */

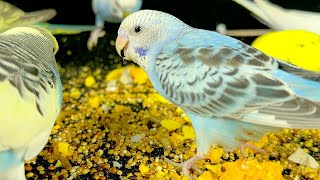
xmin=277 ymin=59 xmax=320 ymax=82
xmin=0 ymin=37 xmax=58 ymax=116
xmin=155 ymin=30 xmax=320 ymax=128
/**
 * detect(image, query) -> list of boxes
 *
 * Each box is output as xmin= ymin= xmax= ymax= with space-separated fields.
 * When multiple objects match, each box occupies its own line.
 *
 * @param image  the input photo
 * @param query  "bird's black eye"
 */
xmin=134 ymin=26 xmax=141 ymax=33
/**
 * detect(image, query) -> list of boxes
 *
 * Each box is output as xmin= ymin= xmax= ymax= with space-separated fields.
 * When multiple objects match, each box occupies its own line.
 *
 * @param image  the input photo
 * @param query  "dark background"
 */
xmin=7 ymin=0 xmax=320 ymax=30
xmin=5 ymin=0 xmax=320 ymax=71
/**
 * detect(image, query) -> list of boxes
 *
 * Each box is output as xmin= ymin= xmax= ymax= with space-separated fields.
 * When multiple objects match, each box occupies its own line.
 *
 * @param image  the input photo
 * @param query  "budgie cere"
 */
xmin=87 ymin=0 xmax=143 ymax=50
xmin=115 ymin=10 xmax=320 ymax=177
xmin=0 ymin=26 xmax=62 ymax=180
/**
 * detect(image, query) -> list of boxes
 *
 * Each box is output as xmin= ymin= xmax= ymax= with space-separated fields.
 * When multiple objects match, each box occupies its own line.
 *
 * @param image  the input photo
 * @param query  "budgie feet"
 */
xmin=87 ymin=28 xmax=106 ymax=51
xmin=164 ymin=155 xmax=205 ymax=179
xmin=182 ymin=154 xmax=205 ymax=179
xmin=240 ymin=142 xmax=267 ymax=157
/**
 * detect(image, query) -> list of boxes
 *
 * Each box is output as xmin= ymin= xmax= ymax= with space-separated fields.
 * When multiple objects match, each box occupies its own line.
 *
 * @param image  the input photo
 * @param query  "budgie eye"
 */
xmin=134 ymin=26 xmax=141 ymax=33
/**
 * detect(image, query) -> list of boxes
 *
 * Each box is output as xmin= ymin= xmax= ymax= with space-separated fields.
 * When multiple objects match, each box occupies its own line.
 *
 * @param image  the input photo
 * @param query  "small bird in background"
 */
xmin=87 ymin=0 xmax=143 ymax=50
xmin=0 ymin=0 xmax=56 ymax=33
xmin=0 ymin=26 xmax=62 ymax=180
xmin=232 ymin=0 xmax=320 ymax=34
xmin=115 ymin=10 xmax=320 ymax=178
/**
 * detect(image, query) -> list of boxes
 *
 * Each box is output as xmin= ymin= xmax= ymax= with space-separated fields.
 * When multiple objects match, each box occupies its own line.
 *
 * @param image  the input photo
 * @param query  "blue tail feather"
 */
xmin=274 ymin=70 xmax=320 ymax=101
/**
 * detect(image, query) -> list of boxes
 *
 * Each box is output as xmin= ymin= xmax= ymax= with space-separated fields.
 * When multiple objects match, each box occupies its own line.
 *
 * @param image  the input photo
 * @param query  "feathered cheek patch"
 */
xmin=136 ymin=47 xmax=148 ymax=57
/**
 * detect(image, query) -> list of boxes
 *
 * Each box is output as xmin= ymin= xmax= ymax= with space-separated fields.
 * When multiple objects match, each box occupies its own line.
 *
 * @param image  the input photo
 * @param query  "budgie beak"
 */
xmin=116 ymin=28 xmax=129 ymax=59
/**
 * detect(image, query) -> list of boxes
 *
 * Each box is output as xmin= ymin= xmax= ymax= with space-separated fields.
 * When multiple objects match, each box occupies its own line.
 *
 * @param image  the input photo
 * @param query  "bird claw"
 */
xmin=87 ymin=28 xmax=106 ymax=51
xmin=240 ymin=142 xmax=273 ymax=157
xmin=163 ymin=155 xmax=204 ymax=179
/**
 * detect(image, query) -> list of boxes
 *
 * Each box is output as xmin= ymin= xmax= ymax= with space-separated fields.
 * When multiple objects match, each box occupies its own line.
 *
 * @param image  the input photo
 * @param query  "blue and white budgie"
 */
xmin=87 ymin=0 xmax=143 ymax=50
xmin=0 ymin=26 xmax=62 ymax=180
xmin=115 ymin=10 xmax=320 ymax=177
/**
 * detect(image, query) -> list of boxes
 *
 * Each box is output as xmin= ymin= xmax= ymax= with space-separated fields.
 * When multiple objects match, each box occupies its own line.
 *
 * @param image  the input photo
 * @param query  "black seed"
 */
xmin=105 ymin=170 xmax=121 ymax=180
xmin=269 ymin=156 xmax=277 ymax=161
xmin=143 ymin=147 xmax=164 ymax=158
xmin=282 ymin=169 xmax=292 ymax=175
xmin=147 ymin=121 xmax=155 ymax=129
xmin=77 ymin=173 xmax=93 ymax=180
xmin=36 ymin=155 xmax=51 ymax=169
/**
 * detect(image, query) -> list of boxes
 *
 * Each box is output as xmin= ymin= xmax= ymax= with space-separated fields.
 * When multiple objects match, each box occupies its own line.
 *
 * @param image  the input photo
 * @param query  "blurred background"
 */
xmin=8 ymin=0 xmax=320 ymax=29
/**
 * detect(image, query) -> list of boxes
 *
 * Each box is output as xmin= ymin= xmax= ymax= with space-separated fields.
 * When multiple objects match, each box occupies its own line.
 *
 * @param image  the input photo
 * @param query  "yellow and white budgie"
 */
xmin=0 ymin=26 xmax=62 ymax=180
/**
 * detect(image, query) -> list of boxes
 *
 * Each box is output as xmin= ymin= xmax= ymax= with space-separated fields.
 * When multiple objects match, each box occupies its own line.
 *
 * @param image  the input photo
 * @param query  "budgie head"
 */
xmin=115 ymin=10 xmax=190 ymax=69
xmin=1 ymin=25 xmax=59 ymax=55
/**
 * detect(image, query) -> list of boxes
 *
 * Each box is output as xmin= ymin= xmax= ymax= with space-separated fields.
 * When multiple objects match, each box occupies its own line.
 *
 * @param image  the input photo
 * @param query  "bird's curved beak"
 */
xmin=116 ymin=28 xmax=129 ymax=59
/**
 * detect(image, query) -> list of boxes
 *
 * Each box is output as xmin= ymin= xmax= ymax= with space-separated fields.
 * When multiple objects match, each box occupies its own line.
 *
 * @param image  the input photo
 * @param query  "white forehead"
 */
xmin=120 ymin=10 xmax=185 ymax=30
